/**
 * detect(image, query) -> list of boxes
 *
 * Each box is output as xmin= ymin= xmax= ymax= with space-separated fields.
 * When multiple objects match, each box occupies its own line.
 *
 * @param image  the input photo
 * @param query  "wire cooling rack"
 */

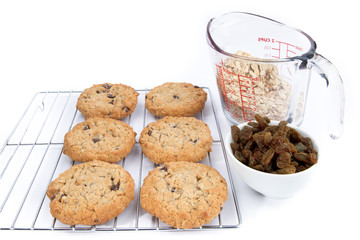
xmin=0 ymin=87 xmax=241 ymax=231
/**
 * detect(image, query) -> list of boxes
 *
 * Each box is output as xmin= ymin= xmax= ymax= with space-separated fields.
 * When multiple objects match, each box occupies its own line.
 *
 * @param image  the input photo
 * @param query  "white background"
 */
xmin=0 ymin=0 xmax=359 ymax=239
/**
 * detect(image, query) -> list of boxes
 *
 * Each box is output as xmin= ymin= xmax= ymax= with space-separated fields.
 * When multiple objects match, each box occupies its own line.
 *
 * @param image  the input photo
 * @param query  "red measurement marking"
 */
xmin=219 ymin=64 xmax=237 ymax=76
xmin=238 ymin=75 xmax=258 ymax=121
xmin=242 ymin=107 xmax=255 ymax=121
xmin=271 ymin=41 xmax=301 ymax=59
xmin=215 ymin=60 xmax=230 ymax=111
xmin=215 ymin=61 xmax=260 ymax=121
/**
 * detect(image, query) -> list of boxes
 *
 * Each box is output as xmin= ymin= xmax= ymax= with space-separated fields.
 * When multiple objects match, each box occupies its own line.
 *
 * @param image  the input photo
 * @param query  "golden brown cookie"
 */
xmin=77 ymin=83 xmax=139 ymax=119
xmin=140 ymin=161 xmax=228 ymax=229
xmin=46 ymin=160 xmax=135 ymax=225
xmin=139 ymin=117 xmax=213 ymax=164
xmin=63 ymin=117 xmax=136 ymax=163
xmin=145 ymin=82 xmax=207 ymax=117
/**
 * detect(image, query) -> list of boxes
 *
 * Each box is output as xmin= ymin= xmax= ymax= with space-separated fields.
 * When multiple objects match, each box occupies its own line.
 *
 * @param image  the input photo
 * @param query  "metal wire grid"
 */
xmin=0 ymin=88 xmax=241 ymax=231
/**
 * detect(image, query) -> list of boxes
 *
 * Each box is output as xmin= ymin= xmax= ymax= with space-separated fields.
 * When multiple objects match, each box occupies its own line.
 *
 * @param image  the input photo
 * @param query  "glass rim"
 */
xmin=206 ymin=12 xmax=317 ymax=63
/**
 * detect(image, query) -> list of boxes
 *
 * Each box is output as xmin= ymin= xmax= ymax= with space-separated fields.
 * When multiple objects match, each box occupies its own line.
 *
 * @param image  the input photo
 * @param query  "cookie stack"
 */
xmin=47 ymin=83 xmax=138 ymax=226
xmin=46 ymin=82 xmax=228 ymax=229
xmin=140 ymin=82 xmax=228 ymax=229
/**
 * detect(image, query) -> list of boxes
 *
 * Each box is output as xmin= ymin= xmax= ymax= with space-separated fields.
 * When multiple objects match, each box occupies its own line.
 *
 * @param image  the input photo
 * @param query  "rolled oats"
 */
xmin=216 ymin=50 xmax=291 ymax=122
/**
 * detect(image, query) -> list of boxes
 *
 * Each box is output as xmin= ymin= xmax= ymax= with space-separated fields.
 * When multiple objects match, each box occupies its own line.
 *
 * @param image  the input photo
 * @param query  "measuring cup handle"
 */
xmin=310 ymin=53 xmax=345 ymax=139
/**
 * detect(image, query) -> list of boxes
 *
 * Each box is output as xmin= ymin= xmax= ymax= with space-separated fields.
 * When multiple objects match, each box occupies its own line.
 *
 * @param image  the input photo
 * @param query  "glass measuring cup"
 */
xmin=207 ymin=12 xmax=344 ymax=139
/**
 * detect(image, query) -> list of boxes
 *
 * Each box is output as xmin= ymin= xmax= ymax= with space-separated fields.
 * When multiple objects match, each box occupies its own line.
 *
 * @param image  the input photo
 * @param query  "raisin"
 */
xmin=264 ymin=116 xmax=271 ymax=123
xmin=109 ymin=100 xmax=115 ymax=105
xmin=253 ymin=150 xmax=264 ymax=163
xmin=276 ymin=165 xmax=296 ymax=174
xmin=240 ymin=126 xmax=253 ymax=143
xmin=107 ymin=94 xmax=116 ymax=98
xmin=296 ymin=165 xmax=307 ymax=172
xmin=231 ymin=125 xmax=242 ymax=143
xmin=270 ymin=136 xmax=292 ymax=154
xmin=92 ymin=138 xmax=100 ymax=143
xmin=244 ymin=138 xmax=255 ymax=151
xmin=290 ymin=160 xmax=299 ymax=167
xmin=289 ymin=142 xmax=297 ymax=153
xmin=252 ymin=164 xmax=265 ymax=171
xmin=255 ymin=114 xmax=269 ymax=129
xmin=277 ymin=120 xmax=289 ymax=132
xmin=302 ymin=137 xmax=317 ymax=154
xmin=263 ymin=132 xmax=272 ymax=146
xmin=242 ymin=149 xmax=252 ymax=160
xmin=247 ymin=122 xmax=259 ymax=128
xmin=308 ymin=153 xmax=318 ymax=164
xmin=253 ymin=132 xmax=272 ymax=151
xmin=160 ymin=166 xmax=168 ymax=171
xmin=110 ymin=182 xmax=120 ymax=191
xmin=295 ymin=142 xmax=307 ymax=153
xmin=194 ymin=85 xmax=200 ymax=88
xmin=103 ymin=84 xmax=112 ymax=89
xmin=261 ymin=148 xmax=275 ymax=166
xmin=59 ymin=193 xmax=67 ymax=203
xmin=276 ymin=152 xmax=291 ymax=169
xmin=247 ymin=121 xmax=262 ymax=133
xmin=230 ymin=143 xmax=240 ymax=153
xmin=263 ymin=125 xmax=278 ymax=135
xmin=264 ymin=164 xmax=273 ymax=173
xmin=171 ymin=188 xmax=176 ymax=192
xmin=83 ymin=125 xmax=90 ymax=130
xmin=290 ymin=128 xmax=303 ymax=143
xmin=248 ymin=155 xmax=257 ymax=167
xmin=173 ymin=95 xmax=179 ymax=99
xmin=273 ymin=129 xmax=288 ymax=138
xmin=122 ymin=106 xmax=130 ymax=112
xmin=148 ymin=130 xmax=152 ymax=136
xmin=293 ymin=152 xmax=311 ymax=163
xmin=253 ymin=132 xmax=265 ymax=149
xmin=234 ymin=151 xmax=247 ymax=165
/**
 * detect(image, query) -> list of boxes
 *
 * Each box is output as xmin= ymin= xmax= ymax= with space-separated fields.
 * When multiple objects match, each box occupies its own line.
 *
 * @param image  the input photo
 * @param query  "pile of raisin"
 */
xmin=230 ymin=114 xmax=318 ymax=174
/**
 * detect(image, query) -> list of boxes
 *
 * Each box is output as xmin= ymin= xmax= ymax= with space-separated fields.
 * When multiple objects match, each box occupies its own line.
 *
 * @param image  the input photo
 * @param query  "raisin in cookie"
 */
xmin=145 ymin=82 xmax=207 ymax=117
xmin=46 ymin=160 xmax=135 ymax=225
xmin=139 ymin=117 xmax=213 ymax=164
xmin=77 ymin=83 xmax=139 ymax=119
xmin=63 ymin=117 xmax=136 ymax=163
xmin=140 ymin=161 xmax=228 ymax=229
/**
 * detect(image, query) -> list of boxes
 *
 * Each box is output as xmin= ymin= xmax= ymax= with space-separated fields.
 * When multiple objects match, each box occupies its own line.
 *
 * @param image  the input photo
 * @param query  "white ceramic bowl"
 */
xmin=225 ymin=122 xmax=319 ymax=199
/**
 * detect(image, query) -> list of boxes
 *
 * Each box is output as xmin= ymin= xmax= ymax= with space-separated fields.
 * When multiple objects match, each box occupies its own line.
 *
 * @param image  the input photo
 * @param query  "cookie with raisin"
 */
xmin=140 ymin=161 xmax=228 ymax=229
xmin=46 ymin=160 xmax=135 ymax=225
xmin=139 ymin=116 xmax=213 ymax=164
xmin=77 ymin=83 xmax=139 ymax=119
xmin=145 ymin=82 xmax=207 ymax=117
xmin=63 ymin=117 xmax=136 ymax=163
